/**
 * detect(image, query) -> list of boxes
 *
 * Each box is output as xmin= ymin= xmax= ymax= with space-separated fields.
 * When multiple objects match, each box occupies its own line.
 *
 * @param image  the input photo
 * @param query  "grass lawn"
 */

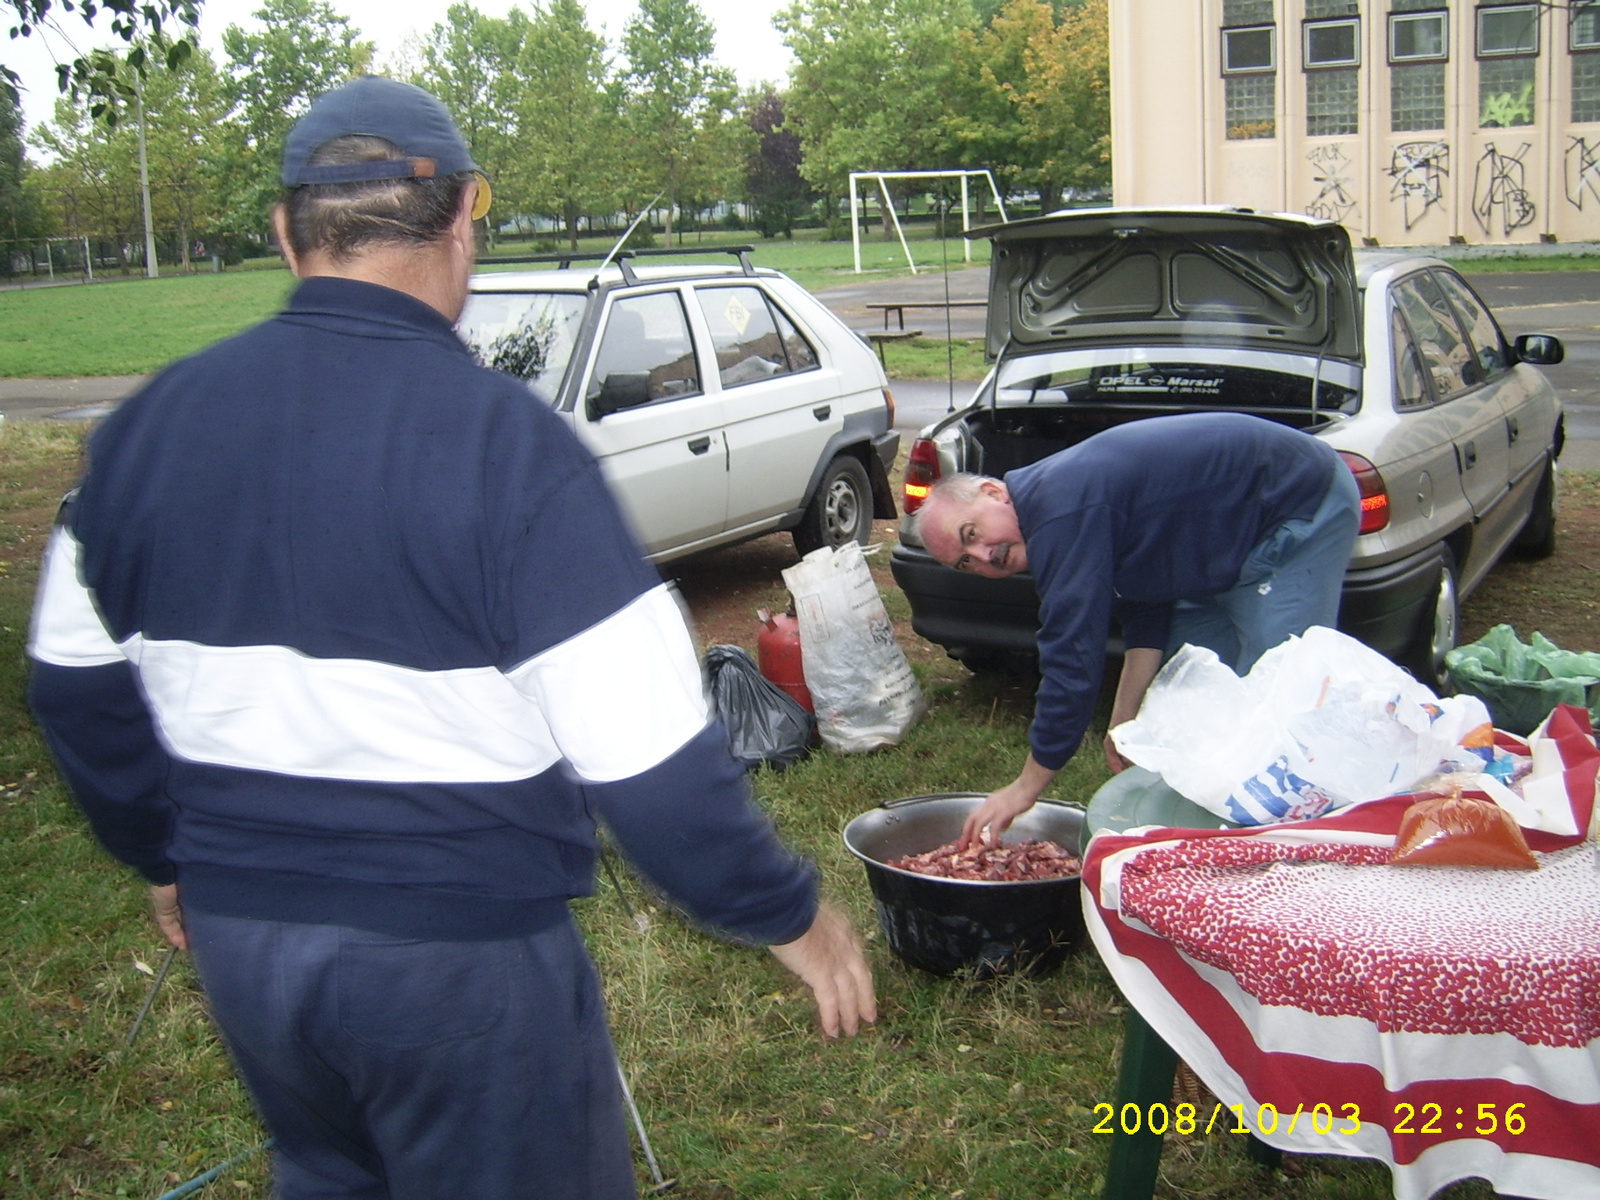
xmin=0 ymin=231 xmax=983 ymax=379
xmin=3 ymin=421 xmax=1591 ymax=1197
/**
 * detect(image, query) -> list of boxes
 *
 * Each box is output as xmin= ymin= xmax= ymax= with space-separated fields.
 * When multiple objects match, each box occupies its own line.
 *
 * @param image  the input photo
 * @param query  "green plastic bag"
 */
xmin=1445 ymin=624 xmax=1600 ymax=735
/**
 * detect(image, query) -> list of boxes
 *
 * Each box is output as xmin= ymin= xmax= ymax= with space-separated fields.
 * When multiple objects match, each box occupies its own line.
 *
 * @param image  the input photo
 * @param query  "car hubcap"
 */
xmin=824 ymin=479 xmax=861 ymax=543
xmin=1430 ymin=567 xmax=1458 ymax=677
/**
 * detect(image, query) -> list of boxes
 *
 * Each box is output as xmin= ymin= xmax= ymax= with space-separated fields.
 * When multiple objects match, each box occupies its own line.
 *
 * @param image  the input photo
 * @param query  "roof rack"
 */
xmin=478 ymin=244 xmax=758 ymax=285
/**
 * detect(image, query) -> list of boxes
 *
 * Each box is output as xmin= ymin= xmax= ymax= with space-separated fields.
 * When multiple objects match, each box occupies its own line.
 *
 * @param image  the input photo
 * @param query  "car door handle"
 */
xmin=812 ymin=405 xmax=831 ymax=422
xmin=1463 ymin=441 xmax=1478 ymax=469
xmin=1506 ymin=416 xmax=1520 ymax=443
xmin=687 ymin=436 xmax=711 ymax=455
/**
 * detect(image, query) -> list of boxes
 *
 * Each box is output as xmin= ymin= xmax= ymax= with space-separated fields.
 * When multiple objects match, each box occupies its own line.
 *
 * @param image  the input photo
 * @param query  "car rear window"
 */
xmin=994 ymin=351 xmax=1358 ymax=415
xmin=458 ymin=292 xmax=588 ymax=405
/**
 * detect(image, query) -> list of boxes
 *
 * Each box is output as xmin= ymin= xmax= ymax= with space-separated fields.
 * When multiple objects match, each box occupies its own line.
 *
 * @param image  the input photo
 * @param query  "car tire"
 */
xmin=1403 ymin=547 xmax=1459 ymax=691
xmin=793 ymin=454 xmax=873 ymax=556
xmin=1512 ymin=457 xmax=1557 ymax=559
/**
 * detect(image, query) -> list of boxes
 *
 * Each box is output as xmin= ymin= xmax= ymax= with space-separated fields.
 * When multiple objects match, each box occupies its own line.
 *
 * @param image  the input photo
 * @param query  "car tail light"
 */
xmin=1339 ymin=451 xmax=1389 ymax=534
xmin=882 ymin=387 xmax=896 ymax=427
xmin=903 ymin=438 xmax=941 ymax=513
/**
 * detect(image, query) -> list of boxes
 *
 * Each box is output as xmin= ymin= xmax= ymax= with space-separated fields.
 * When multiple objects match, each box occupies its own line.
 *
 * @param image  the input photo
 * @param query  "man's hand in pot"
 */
xmin=960 ymin=755 xmax=1061 ymax=849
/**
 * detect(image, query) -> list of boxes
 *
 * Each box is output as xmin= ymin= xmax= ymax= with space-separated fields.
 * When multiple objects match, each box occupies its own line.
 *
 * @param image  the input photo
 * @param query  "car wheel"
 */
xmin=793 ymin=455 xmax=872 ymax=556
xmin=1512 ymin=458 xmax=1557 ymax=559
xmin=1403 ymin=547 xmax=1459 ymax=691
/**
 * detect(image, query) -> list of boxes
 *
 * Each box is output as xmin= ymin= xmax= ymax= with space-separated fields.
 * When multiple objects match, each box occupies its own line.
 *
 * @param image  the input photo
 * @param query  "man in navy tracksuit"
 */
xmin=911 ymin=413 xmax=1360 ymax=847
xmin=27 ymin=77 xmax=873 ymax=1199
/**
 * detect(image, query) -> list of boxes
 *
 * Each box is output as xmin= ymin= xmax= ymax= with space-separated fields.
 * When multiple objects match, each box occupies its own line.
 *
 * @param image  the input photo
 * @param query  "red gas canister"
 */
xmin=757 ymin=608 xmax=813 ymax=713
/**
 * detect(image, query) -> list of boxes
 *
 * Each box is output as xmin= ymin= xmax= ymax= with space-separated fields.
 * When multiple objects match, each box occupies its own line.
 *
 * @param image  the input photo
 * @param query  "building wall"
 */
xmin=1109 ymin=0 xmax=1600 ymax=246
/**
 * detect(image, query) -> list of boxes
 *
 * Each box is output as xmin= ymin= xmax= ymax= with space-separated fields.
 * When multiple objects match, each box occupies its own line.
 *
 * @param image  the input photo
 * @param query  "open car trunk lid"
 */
xmin=971 ymin=207 xmax=1361 ymax=365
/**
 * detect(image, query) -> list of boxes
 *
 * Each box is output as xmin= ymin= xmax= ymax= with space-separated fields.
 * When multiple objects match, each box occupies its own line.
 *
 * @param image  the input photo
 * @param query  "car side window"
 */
xmin=772 ymin=301 xmax=819 ymax=372
xmin=695 ymin=286 xmax=818 ymax=388
xmin=1432 ymin=269 xmax=1509 ymax=383
xmin=588 ymin=292 xmax=700 ymax=407
xmin=1393 ymin=274 xmax=1473 ymax=399
xmin=1392 ymin=307 xmax=1431 ymax=409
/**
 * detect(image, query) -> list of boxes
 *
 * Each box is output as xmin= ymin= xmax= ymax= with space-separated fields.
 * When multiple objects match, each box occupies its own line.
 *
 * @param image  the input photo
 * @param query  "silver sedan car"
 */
xmin=889 ymin=208 xmax=1565 ymax=686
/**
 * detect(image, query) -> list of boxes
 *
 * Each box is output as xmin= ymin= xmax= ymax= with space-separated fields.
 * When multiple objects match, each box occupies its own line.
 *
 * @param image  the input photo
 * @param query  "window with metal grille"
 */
xmin=1224 ymin=0 xmax=1274 ymax=25
xmin=1575 ymin=2 xmax=1600 ymax=51
xmin=1308 ymin=69 xmax=1359 ymax=134
xmin=1227 ymin=73 xmax=1278 ymax=138
xmin=1392 ymin=61 xmax=1447 ymax=130
xmin=1480 ymin=55 xmax=1537 ymax=126
xmin=1575 ymin=53 xmax=1600 ymax=122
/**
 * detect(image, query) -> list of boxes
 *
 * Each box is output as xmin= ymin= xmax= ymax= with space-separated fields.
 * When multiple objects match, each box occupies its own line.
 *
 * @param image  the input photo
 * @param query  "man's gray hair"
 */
xmin=900 ymin=471 xmax=994 ymax=541
xmin=282 ymin=135 xmax=473 ymax=262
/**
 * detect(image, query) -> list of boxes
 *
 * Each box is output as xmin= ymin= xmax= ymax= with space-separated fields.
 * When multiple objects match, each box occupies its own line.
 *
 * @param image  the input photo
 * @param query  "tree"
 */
xmin=3 ymin=0 xmax=200 ymax=128
xmin=220 ymin=0 xmax=372 ymax=231
xmin=1015 ymin=0 xmax=1110 ymax=205
xmin=777 ymin=0 xmax=976 ymax=229
xmin=0 ymin=87 xmax=47 ymax=259
xmin=511 ymin=0 xmax=619 ymax=249
xmin=31 ymin=86 xmax=144 ymax=270
xmin=618 ymin=0 xmax=742 ymax=241
xmin=28 ymin=47 xmax=231 ymax=270
xmin=412 ymin=3 xmax=529 ymax=231
xmin=744 ymin=88 xmax=808 ymax=239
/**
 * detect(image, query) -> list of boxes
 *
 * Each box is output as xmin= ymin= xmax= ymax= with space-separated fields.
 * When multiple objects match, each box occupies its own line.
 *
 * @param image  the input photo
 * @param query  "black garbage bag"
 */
xmin=705 ymin=644 xmax=816 ymax=771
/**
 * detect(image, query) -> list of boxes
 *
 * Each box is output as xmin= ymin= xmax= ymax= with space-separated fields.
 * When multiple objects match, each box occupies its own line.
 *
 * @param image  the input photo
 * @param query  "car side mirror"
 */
xmin=589 ymin=373 xmax=651 ymax=418
xmin=1514 ymin=333 xmax=1565 ymax=366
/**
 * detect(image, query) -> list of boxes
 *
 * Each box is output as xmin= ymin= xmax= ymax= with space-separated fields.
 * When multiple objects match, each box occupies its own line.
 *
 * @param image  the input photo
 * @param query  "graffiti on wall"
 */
xmin=1388 ymin=141 xmax=1449 ymax=230
xmin=1305 ymin=145 xmax=1359 ymax=223
xmin=1472 ymin=142 xmax=1536 ymax=236
xmin=1566 ymin=136 xmax=1600 ymax=210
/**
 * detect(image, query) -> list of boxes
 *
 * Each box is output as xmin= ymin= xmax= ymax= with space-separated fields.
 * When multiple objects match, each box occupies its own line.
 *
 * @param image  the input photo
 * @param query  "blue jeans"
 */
xmin=186 ymin=908 xmax=636 ymax=1200
xmin=1164 ymin=464 xmax=1361 ymax=673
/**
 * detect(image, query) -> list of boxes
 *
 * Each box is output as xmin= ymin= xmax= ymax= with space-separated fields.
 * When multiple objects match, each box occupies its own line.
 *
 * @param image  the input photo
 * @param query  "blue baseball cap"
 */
xmin=282 ymin=76 xmax=486 ymax=203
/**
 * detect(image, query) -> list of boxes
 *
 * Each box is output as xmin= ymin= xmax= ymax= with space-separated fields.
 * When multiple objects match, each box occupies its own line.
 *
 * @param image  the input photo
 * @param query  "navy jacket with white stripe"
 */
xmin=27 ymin=276 xmax=816 ymax=944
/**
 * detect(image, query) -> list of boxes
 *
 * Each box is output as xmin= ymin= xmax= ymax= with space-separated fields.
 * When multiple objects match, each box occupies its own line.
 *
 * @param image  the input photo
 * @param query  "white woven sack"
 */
xmin=780 ymin=543 xmax=925 ymax=752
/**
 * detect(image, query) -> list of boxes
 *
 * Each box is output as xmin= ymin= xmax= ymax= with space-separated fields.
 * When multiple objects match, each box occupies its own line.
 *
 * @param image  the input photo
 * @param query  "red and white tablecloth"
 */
xmin=1083 ymin=707 xmax=1600 ymax=1200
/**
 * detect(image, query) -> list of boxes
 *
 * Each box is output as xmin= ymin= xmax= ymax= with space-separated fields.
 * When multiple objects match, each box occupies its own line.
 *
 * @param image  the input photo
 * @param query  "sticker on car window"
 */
xmin=724 ymin=294 xmax=751 ymax=337
xmin=1094 ymin=373 xmax=1223 ymax=395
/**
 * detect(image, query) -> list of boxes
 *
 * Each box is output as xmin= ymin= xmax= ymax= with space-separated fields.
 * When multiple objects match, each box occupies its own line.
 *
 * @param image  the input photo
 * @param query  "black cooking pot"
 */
xmin=843 ymin=793 xmax=1087 ymax=978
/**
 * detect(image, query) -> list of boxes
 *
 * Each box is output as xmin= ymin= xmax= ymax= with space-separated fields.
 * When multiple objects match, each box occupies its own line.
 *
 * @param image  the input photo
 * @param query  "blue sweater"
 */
xmin=28 ymin=276 xmax=816 ymax=944
xmin=1005 ymin=413 xmax=1339 ymax=770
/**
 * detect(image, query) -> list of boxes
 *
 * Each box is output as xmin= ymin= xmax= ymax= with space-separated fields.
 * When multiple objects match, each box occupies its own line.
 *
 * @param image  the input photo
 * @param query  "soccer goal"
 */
xmin=847 ymin=169 xmax=1009 ymax=274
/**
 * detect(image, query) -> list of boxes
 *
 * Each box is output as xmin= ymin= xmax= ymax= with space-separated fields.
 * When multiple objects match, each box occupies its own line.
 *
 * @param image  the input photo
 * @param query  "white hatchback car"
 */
xmin=458 ymin=248 xmax=900 ymax=562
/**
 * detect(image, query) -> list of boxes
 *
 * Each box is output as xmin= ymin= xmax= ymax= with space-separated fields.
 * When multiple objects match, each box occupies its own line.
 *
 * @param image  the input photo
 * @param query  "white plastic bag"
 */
xmin=781 ymin=543 xmax=925 ymax=752
xmin=1110 ymin=626 xmax=1493 ymax=825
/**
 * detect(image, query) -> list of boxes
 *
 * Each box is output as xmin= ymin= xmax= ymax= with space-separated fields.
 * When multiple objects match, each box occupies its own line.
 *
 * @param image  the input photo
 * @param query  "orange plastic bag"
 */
xmin=1389 ymin=793 xmax=1538 ymax=869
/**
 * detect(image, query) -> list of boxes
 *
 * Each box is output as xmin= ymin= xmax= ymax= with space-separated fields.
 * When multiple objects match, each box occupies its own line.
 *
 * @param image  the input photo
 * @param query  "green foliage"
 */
xmin=619 ymin=0 xmax=749 ymax=240
xmin=0 ymin=89 xmax=47 ymax=252
xmin=410 ymin=3 xmax=529 ymax=237
xmin=219 ymin=0 xmax=373 ymax=230
xmin=779 ymin=0 xmax=980 ymax=197
xmin=27 ymin=49 xmax=236 ymax=271
xmin=1 ymin=0 xmax=200 ymax=128
xmin=511 ymin=0 xmax=622 ymax=249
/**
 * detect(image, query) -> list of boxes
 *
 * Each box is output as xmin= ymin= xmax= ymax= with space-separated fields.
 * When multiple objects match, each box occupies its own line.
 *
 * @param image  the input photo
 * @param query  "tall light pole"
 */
xmin=135 ymin=72 xmax=159 ymax=279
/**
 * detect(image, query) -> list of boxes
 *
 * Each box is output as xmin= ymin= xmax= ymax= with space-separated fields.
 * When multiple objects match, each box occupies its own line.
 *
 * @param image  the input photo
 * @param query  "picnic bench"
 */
xmin=863 ymin=328 xmax=923 ymax=366
xmin=867 ymin=299 xmax=987 ymax=330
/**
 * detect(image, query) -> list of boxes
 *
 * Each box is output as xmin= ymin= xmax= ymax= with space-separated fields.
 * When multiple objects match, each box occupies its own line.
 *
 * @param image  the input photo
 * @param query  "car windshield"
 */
xmin=458 ymin=292 xmax=588 ymax=405
xmin=993 ymin=347 xmax=1359 ymax=414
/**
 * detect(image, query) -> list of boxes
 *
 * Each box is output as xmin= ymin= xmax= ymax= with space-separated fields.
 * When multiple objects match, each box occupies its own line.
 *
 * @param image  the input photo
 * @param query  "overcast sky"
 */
xmin=7 ymin=0 xmax=796 ymax=145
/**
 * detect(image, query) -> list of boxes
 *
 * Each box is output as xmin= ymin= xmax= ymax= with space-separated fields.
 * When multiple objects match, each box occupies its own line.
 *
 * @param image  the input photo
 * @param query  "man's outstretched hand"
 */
xmin=769 ymin=902 xmax=877 ymax=1038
